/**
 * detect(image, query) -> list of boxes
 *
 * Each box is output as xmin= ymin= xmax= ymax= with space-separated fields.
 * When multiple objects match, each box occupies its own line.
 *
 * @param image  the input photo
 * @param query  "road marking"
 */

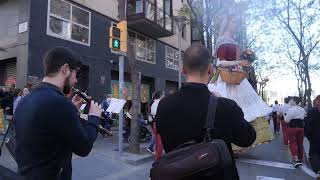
xmin=237 ymin=158 xmax=295 ymax=170
xmin=238 ymin=158 xmax=317 ymax=179
xmin=299 ymin=165 xmax=317 ymax=179
xmin=256 ymin=176 xmax=285 ymax=180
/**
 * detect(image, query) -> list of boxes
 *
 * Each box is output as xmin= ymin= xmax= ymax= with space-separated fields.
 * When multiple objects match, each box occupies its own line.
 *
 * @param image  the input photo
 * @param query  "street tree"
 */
xmin=119 ymin=0 xmax=140 ymax=154
xmin=244 ymin=0 xmax=320 ymax=106
xmin=186 ymin=0 xmax=238 ymax=53
xmin=268 ymin=0 xmax=320 ymax=107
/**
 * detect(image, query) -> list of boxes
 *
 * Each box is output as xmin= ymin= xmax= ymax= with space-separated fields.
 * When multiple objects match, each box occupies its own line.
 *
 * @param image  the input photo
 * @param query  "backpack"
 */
xmin=150 ymin=94 xmax=235 ymax=180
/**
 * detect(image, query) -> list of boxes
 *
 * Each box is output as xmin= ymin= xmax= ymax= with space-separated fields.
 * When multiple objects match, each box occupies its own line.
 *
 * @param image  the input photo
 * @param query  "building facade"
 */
xmin=0 ymin=0 xmax=191 ymax=102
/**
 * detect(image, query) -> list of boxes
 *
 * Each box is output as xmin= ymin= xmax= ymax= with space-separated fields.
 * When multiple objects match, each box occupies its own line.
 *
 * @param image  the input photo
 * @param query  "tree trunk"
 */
xmin=206 ymin=34 xmax=213 ymax=54
xmin=127 ymin=43 xmax=141 ymax=154
xmin=119 ymin=0 xmax=140 ymax=154
xmin=129 ymin=71 xmax=141 ymax=154
xmin=304 ymin=65 xmax=312 ymax=108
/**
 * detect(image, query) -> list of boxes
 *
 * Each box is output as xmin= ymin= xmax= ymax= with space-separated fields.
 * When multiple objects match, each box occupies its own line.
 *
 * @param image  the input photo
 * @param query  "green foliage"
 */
xmin=178 ymin=4 xmax=192 ymax=17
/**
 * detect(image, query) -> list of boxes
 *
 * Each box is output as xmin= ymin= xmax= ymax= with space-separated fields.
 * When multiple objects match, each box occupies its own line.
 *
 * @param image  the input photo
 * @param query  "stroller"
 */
xmin=123 ymin=112 xmax=152 ymax=143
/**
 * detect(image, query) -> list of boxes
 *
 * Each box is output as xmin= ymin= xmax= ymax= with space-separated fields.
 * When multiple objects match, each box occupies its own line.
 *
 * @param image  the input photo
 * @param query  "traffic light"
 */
xmin=109 ymin=21 xmax=127 ymax=53
xmin=117 ymin=21 xmax=127 ymax=53
xmin=109 ymin=26 xmax=121 ymax=50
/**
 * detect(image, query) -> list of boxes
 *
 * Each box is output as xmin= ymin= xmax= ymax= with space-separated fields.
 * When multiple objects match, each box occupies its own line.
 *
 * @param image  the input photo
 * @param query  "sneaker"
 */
xmin=293 ymin=161 xmax=302 ymax=168
xmin=316 ymin=171 xmax=320 ymax=179
xmin=147 ymin=148 xmax=155 ymax=155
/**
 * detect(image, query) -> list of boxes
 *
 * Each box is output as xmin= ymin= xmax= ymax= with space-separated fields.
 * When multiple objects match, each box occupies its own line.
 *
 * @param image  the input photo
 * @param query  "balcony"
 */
xmin=127 ymin=0 xmax=173 ymax=38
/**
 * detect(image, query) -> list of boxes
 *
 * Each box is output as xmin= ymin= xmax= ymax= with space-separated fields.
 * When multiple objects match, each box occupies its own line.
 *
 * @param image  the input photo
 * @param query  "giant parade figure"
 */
xmin=208 ymin=14 xmax=274 ymax=152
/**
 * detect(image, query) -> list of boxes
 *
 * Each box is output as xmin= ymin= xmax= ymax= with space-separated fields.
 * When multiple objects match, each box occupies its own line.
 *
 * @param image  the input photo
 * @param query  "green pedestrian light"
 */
xmin=112 ymin=38 xmax=120 ymax=49
xmin=109 ymin=26 xmax=121 ymax=51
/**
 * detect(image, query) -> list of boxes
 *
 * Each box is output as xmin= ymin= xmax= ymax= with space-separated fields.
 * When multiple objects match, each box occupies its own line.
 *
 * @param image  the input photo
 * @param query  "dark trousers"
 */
xmin=287 ymin=128 xmax=304 ymax=160
xmin=272 ymin=113 xmax=280 ymax=134
xmin=309 ymin=154 xmax=320 ymax=174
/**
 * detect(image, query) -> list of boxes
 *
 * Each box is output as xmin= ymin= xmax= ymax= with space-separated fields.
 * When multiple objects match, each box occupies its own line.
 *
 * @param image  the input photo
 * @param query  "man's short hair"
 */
xmin=284 ymin=97 xmax=289 ymax=104
xmin=289 ymin=96 xmax=301 ymax=104
xmin=153 ymin=91 xmax=163 ymax=100
xmin=183 ymin=44 xmax=212 ymax=74
xmin=275 ymin=100 xmax=278 ymax=105
xmin=43 ymin=47 xmax=82 ymax=77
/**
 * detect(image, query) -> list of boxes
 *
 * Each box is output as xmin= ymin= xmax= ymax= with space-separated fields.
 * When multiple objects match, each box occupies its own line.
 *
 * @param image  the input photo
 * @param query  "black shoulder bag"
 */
xmin=150 ymin=94 xmax=235 ymax=180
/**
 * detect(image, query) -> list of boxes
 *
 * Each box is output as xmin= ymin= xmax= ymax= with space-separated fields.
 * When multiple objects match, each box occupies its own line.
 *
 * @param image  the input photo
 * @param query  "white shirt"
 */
xmin=284 ymin=105 xmax=306 ymax=123
xmin=272 ymin=104 xmax=280 ymax=112
xmin=278 ymin=103 xmax=290 ymax=115
xmin=151 ymin=99 xmax=160 ymax=116
xmin=13 ymin=96 xmax=23 ymax=113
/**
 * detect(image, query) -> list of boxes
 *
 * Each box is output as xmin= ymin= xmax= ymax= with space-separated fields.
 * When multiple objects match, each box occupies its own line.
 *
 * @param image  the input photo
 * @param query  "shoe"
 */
xmin=147 ymin=148 xmax=155 ymax=155
xmin=316 ymin=171 xmax=320 ymax=179
xmin=293 ymin=161 xmax=302 ymax=168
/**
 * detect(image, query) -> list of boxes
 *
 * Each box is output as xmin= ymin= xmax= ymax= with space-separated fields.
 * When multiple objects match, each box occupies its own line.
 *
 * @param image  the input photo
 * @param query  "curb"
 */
xmin=123 ymin=155 xmax=154 ymax=165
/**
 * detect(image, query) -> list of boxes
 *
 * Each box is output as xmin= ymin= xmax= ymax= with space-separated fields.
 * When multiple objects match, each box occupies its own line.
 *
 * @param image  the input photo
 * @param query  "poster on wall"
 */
xmin=28 ymin=76 xmax=41 ymax=88
xmin=0 ymin=109 xmax=5 ymax=133
xmin=111 ymin=80 xmax=150 ymax=103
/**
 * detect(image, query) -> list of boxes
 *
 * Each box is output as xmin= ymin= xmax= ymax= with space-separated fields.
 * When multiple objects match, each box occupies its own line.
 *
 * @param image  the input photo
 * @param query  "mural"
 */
xmin=0 ymin=110 xmax=4 ymax=133
xmin=111 ymin=80 xmax=150 ymax=103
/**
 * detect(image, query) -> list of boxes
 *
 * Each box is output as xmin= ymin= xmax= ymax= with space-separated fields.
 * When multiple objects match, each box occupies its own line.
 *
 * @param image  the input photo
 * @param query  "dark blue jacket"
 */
xmin=15 ymin=82 xmax=100 ymax=180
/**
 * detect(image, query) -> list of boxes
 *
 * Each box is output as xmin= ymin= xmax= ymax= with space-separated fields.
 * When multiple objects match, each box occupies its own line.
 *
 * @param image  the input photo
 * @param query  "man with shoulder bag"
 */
xmin=151 ymin=44 xmax=256 ymax=180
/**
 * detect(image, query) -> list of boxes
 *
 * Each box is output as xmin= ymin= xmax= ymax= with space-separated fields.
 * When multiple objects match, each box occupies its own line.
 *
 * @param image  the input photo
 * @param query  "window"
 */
xmin=129 ymin=30 xmax=156 ymax=63
xmin=47 ymin=0 xmax=91 ymax=45
xmin=165 ymin=46 xmax=183 ymax=71
xmin=182 ymin=25 xmax=186 ymax=39
xmin=128 ymin=0 xmax=143 ymax=15
xmin=144 ymin=0 xmax=172 ymax=31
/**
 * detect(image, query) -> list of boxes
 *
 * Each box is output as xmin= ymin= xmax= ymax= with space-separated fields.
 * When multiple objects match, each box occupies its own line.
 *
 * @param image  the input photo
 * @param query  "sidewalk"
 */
xmin=0 ymin=129 xmax=154 ymax=179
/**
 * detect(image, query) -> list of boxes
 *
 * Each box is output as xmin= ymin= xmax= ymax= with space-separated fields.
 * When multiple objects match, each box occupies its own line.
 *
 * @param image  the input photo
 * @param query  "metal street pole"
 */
xmin=117 ymin=0 xmax=127 ymax=155
xmin=118 ymin=55 xmax=124 ymax=155
xmin=173 ymin=16 xmax=188 ymax=89
xmin=178 ymin=26 xmax=182 ymax=89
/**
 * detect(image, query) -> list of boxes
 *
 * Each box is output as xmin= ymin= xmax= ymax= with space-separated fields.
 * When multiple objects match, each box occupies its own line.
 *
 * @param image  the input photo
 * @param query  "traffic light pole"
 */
xmin=118 ymin=55 xmax=124 ymax=155
xmin=118 ymin=0 xmax=127 ymax=156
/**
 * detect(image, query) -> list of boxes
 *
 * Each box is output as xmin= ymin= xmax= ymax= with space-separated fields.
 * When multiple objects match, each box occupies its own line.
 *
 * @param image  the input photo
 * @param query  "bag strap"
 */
xmin=204 ymin=94 xmax=218 ymax=141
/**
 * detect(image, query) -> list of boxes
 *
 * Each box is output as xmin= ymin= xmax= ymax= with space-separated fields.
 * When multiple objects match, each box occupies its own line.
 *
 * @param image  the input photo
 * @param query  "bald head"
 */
xmin=183 ymin=44 xmax=212 ymax=75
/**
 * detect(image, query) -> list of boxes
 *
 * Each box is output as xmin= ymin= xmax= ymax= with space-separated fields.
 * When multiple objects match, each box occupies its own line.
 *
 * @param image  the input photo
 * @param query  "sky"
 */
xmin=244 ymin=0 xmax=320 ymax=101
xmin=265 ymin=73 xmax=320 ymax=99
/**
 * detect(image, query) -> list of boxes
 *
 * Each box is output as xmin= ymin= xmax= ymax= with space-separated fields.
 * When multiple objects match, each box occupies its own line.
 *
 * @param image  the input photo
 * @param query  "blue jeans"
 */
xmin=148 ymin=136 xmax=155 ymax=151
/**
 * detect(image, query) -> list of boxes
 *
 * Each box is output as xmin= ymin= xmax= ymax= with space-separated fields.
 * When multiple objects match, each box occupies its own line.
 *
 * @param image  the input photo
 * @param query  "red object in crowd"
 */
xmin=287 ymin=128 xmax=304 ymax=161
xmin=153 ymin=122 xmax=163 ymax=160
xmin=281 ymin=121 xmax=289 ymax=145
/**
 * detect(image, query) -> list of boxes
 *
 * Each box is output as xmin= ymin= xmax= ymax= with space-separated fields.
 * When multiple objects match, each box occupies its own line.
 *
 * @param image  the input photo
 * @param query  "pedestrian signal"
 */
xmin=109 ymin=21 xmax=127 ymax=53
xmin=109 ymin=26 xmax=121 ymax=50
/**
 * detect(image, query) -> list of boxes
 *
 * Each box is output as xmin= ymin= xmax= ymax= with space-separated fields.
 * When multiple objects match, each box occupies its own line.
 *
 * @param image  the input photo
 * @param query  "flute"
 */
xmin=72 ymin=87 xmax=113 ymax=136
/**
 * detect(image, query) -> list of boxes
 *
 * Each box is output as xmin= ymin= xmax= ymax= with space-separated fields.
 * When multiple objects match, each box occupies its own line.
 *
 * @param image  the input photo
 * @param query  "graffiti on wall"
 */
xmin=111 ymin=80 xmax=150 ymax=103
